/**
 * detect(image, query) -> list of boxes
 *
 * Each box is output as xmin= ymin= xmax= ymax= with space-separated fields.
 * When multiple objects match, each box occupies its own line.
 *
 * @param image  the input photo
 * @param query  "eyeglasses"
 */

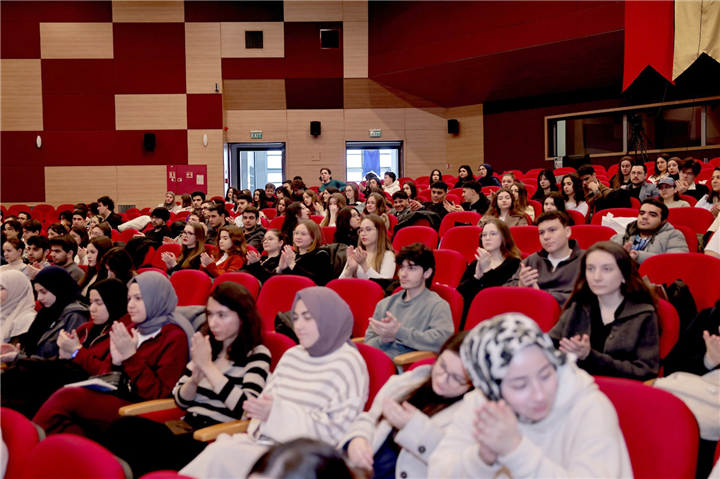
xmin=436 ymin=358 xmax=468 ymax=388
xmin=181 ymin=231 xmax=196 ymax=237
xmin=481 ymin=231 xmax=500 ymax=239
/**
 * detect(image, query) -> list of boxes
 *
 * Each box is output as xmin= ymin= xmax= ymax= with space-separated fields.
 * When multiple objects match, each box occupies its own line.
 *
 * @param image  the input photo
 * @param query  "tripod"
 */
xmin=628 ymin=116 xmax=652 ymax=163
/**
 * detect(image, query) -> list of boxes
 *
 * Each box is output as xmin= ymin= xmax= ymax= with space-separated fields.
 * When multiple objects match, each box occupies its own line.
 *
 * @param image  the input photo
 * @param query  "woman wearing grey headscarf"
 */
xmin=33 ymin=272 xmax=190 ymax=439
xmin=429 ymin=313 xmax=632 ymax=478
xmin=182 ymin=287 xmax=369 ymax=479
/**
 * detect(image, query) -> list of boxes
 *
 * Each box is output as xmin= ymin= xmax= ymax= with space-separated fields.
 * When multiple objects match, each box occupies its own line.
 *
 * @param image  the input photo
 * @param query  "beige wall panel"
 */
xmin=186 ymin=23 xmax=221 ymax=58
xmin=186 ymin=57 xmax=223 ymax=94
xmin=287 ymin=109 xmax=344 ymax=131
xmin=205 ymin=163 xmax=225 ymax=199
xmin=343 ymin=21 xmax=368 ymax=78
xmin=188 ymin=130 xmax=224 ymax=166
xmin=0 ymin=95 xmax=43 ymax=131
xmin=404 ymin=108 xmax=446 ymax=130
xmin=223 ymin=80 xmax=286 ymax=110
xmin=115 ymin=94 xmax=187 ymax=130
xmin=0 ymin=60 xmax=42 ymax=96
xmin=112 ymin=1 xmax=184 ymax=23
xmin=344 ymin=130 xmax=405 ymax=141
xmin=117 ymin=165 xmax=167 ymax=209
xmin=284 ymin=1 xmax=343 ymax=21
xmin=286 ymin=130 xmax=346 ymax=181
xmin=405 ymin=129 xmax=448 ymax=178
xmin=226 ymin=110 xmax=286 ymax=133
xmin=40 ymin=23 xmax=113 ymax=59
xmin=226 ymin=130 xmax=288 ymax=143
xmin=445 ymin=104 xmax=484 ymax=167
xmin=343 ymin=79 xmax=409 ymax=109
xmin=343 ymin=1 xmax=368 ymax=21
xmin=344 ymin=108 xmax=405 ymax=132
xmin=221 ymin=23 xmax=284 ymax=58
xmin=45 ymin=166 xmax=117 ymax=204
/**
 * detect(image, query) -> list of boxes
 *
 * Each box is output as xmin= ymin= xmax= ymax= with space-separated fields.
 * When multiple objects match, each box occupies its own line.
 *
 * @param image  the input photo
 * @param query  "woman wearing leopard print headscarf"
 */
xmin=429 ymin=313 xmax=632 ymax=478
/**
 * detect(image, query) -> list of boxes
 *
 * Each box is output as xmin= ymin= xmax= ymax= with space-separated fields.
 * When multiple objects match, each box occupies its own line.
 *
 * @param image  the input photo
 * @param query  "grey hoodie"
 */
xmin=610 ymin=220 xmax=688 ymax=264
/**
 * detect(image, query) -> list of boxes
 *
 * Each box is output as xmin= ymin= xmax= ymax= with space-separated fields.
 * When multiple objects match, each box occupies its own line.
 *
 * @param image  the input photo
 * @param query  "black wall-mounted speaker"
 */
xmin=448 ymin=119 xmax=459 ymax=134
xmin=310 ymin=121 xmax=321 ymax=136
xmin=144 ymin=133 xmax=156 ymax=151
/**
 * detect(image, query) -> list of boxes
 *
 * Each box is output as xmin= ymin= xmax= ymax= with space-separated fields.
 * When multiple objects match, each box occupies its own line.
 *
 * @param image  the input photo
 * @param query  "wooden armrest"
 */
xmin=351 ymin=337 xmax=364 ymax=344
xmin=193 ymin=420 xmax=250 ymax=442
xmin=118 ymin=399 xmax=176 ymax=416
xmin=644 ymin=379 xmax=656 ymax=386
xmin=393 ymin=351 xmax=437 ymax=367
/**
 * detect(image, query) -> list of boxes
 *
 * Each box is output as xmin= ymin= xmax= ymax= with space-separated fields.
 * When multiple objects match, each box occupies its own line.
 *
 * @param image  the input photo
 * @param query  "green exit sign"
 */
xmin=250 ymin=131 xmax=263 ymax=139
xmin=369 ymin=129 xmax=381 ymax=138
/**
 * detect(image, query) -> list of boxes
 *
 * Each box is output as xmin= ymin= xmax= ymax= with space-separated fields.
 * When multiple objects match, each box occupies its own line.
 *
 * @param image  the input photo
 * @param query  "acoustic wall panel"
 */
xmin=284 ymin=1 xmax=343 ymax=22
xmin=0 ymin=59 xmax=42 ymax=96
xmin=220 ymin=22 xmax=284 ymax=58
xmin=185 ymin=22 xmax=221 ymax=57
xmin=40 ymin=23 xmax=114 ymax=59
xmin=187 ymin=94 xmax=223 ymax=129
xmin=114 ymin=58 xmax=187 ymax=94
xmin=285 ymin=78 xmax=343 ymax=110
xmin=1 ymin=23 xmax=41 ymax=59
xmin=45 ymin=165 xmax=118 ymax=204
xmin=343 ymin=21 xmax=368 ymax=78
xmin=113 ymin=23 xmax=185 ymax=59
xmin=43 ymin=95 xmax=115 ymax=131
xmin=0 ymin=95 xmax=43 ymax=131
xmin=39 ymin=130 xmax=116 ymax=166
xmin=344 ymin=108 xmax=404 ymax=132
xmin=283 ymin=22 xmax=343 ymax=78
xmin=287 ymin=109 xmax=345 ymax=131
xmin=222 ymin=58 xmax=286 ymax=79
xmin=41 ymin=59 xmax=114 ymax=95
xmin=114 ymin=130 xmax=189 ymax=165
xmin=187 ymin=129 xmax=223 ymax=165
xmin=219 ymin=1 xmax=284 ymax=23
xmin=223 ymin=79 xmax=287 ymax=110
xmin=117 ymin=165 xmax=168 ymax=208
xmin=2 ymin=167 xmax=45 ymax=202
xmin=111 ymin=1 xmax=184 ymax=23
xmin=115 ymin=94 xmax=187 ymax=130
xmin=343 ymin=1 xmax=368 ymax=22
xmin=404 ymin=108 xmax=445 ymax=130
xmin=445 ymin=104 xmax=484 ymax=166
xmin=187 ymin=57 xmax=223 ymax=94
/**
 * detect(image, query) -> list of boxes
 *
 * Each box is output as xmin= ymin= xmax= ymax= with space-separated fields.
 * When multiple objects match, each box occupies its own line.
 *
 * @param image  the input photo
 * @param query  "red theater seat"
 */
xmin=256 ymin=275 xmax=316 ymax=331
xmin=431 ymin=249 xmax=466 ymax=288
xmin=465 ymin=287 xmax=560 ymax=332
xmin=151 ymin=244 xmax=181 ymax=271
xmin=170 ymin=270 xmax=212 ymax=306
xmin=0 ymin=408 xmax=45 ymax=479
xmin=356 ymin=343 xmax=396 ymax=411
xmin=591 ymin=208 xmax=639 ymax=226
xmin=212 ymin=272 xmax=261 ymax=299
xmin=509 ymin=225 xmax=541 ymax=255
xmin=392 ymin=226 xmax=438 ymax=251
xmin=639 ymin=253 xmax=720 ymax=311
xmin=668 ymin=207 xmax=714 ymax=235
xmin=327 ymin=279 xmax=386 ymax=338
xmin=570 ymin=225 xmax=616 ymax=250
xmin=439 ymin=226 xmax=482 ymax=264
xmin=438 ymin=211 xmax=482 ymax=238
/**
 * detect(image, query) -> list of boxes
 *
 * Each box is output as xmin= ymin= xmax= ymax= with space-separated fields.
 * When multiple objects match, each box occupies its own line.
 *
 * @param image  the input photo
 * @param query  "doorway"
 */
xmin=227 ymin=143 xmax=286 ymax=193
xmin=345 ymin=141 xmax=403 ymax=183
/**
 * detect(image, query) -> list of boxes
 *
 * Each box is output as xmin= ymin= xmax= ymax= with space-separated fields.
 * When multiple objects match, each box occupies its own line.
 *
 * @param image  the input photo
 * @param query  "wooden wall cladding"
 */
xmin=1 ymin=95 xmax=43 ymax=131
xmin=284 ymin=1 xmax=343 ymax=22
xmin=223 ymin=79 xmax=287 ymax=110
xmin=344 ymin=108 xmax=404 ymax=133
xmin=117 ymin=165 xmax=167 ymax=208
xmin=225 ymin=109 xmax=287 ymax=138
xmin=115 ymin=94 xmax=187 ymax=130
xmin=343 ymin=1 xmax=369 ymax=22
xmin=45 ymin=166 xmax=118 ymax=204
xmin=220 ymin=22 xmax=284 ymax=58
xmin=1 ymin=60 xmax=42 ymax=96
xmin=39 ymin=23 xmax=114 ymax=59
xmin=187 ymin=129 xmax=223 ymax=165
xmin=405 ymin=129 xmax=447 ymax=178
xmin=186 ymin=22 xmax=222 ymax=93
xmin=287 ymin=109 xmax=345 ymax=131
xmin=343 ymin=21 xmax=368 ymax=78
xmin=286 ymin=129 xmax=345 ymax=181
xmin=111 ymin=1 xmax=185 ymax=23
xmin=445 ymin=104 xmax=484 ymax=166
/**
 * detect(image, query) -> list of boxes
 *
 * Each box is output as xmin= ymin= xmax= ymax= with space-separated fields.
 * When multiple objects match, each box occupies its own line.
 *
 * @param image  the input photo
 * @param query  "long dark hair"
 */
xmin=99 ymin=247 xmax=137 ymax=285
xmin=403 ymin=181 xmax=418 ymax=200
xmin=70 ymin=226 xmax=89 ymax=248
xmin=561 ymin=173 xmax=586 ymax=202
xmin=531 ymin=169 xmax=559 ymax=200
xmin=78 ymin=236 xmax=113 ymax=290
xmin=334 ymin=207 xmax=359 ymax=246
xmin=206 ymin=282 xmax=263 ymax=364
xmin=281 ymin=202 xmax=303 ymax=243
xmin=564 ymin=241 xmax=657 ymax=311
xmin=543 ymin=192 xmax=568 ymax=214
xmin=401 ymin=331 xmax=471 ymax=418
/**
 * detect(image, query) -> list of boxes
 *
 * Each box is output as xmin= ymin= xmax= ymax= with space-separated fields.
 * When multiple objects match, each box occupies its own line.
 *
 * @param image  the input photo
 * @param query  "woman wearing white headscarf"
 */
xmin=0 ymin=270 xmax=37 ymax=343
xmin=181 ymin=287 xmax=369 ymax=479
xmin=428 ymin=313 xmax=632 ymax=478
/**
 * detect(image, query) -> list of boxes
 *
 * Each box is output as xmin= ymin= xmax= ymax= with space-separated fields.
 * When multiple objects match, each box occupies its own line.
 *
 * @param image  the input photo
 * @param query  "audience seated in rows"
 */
xmin=480 ymin=187 xmax=528 ymax=227
xmin=339 ymin=214 xmax=395 ymax=280
xmin=200 ymin=225 xmax=246 ymax=278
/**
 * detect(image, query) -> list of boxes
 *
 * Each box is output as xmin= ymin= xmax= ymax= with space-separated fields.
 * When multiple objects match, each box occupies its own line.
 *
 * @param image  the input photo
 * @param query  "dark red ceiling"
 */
xmin=369 ymin=1 xmax=625 ymax=107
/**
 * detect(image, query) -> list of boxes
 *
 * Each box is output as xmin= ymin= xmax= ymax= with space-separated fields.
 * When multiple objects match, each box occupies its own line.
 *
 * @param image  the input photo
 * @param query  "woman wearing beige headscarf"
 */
xmin=0 ymin=270 xmax=37 ymax=343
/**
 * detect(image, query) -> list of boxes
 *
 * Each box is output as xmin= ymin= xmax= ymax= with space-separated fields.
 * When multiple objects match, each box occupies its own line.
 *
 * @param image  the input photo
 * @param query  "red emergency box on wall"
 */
xmin=167 ymin=165 xmax=207 ymax=196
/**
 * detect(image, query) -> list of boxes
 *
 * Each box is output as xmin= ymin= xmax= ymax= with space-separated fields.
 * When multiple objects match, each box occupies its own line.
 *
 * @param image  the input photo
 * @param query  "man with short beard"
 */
xmin=625 ymin=164 xmax=659 ymax=201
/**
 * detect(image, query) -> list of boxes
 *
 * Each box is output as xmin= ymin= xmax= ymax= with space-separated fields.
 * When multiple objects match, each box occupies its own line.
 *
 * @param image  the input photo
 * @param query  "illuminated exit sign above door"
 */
xmin=369 ymin=129 xmax=381 ymax=138
xmin=251 ymin=131 xmax=263 ymax=139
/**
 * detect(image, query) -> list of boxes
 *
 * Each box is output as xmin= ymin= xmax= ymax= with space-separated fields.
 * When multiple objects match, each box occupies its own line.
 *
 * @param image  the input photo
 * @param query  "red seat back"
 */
xmin=570 ymin=225 xmax=616 ymax=250
xmin=309 ymin=215 xmax=324 ymax=225
xmin=356 ymin=343 xmax=396 ymax=411
xmin=327 ymin=279 xmax=386 ymax=338
xmin=262 ymin=332 xmax=298 ymax=372
xmin=430 ymin=283 xmax=464 ymax=332
xmin=565 ymin=209 xmax=586 ymax=225
xmin=176 ymin=211 xmax=190 ymax=220
xmin=170 ymin=270 xmax=212 ymax=306
xmin=119 ymin=229 xmax=140 ymax=243
xmin=151 ymin=244 xmax=182 ymax=271
xmin=212 ymin=272 xmax=261 ymax=299
xmin=0 ymin=408 xmax=44 ymax=479
xmin=321 ymin=226 xmax=336 ymax=245
xmin=591 ymin=208 xmax=639 ymax=225
xmin=466 ymin=287 xmax=560 ymax=332
xmin=509 ymin=225 xmax=541 ymax=255
xmin=261 ymin=208 xmax=276 ymax=220
xmin=656 ymin=299 xmax=680 ymax=370
xmin=407 ymin=357 xmax=436 ymax=371
xmin=431 ymin=250 xmax=466 ymax=288
xmin=639 ymin=253 xmax=720 ymax=311
xmin=32 ymin=204 xmax=55 ymax=215
xmin=269 ymin=216 xmax=285 ymax=231
xmin=679 ymin=195 xmax=698 ymax=206
xmin=137 ymin=267 xmax=168 ymax=278
xmin=23 ymin=434 xmax=130 ymax=479
xmin=595 ymin=377 xmax=699 ymax=479
xmin=438 ymin=211 xmax=482 ymax=238
xmin=481 ymin=186 xmax=500 ymax=196
xmin=256 ymin=276 xmax=316 ymax=331
xmin=139 ymin=471 xmax=196 ymax=479
xmin=673 ymin=224 xmax=699 ymax=253
xmin=439 ymin=226 xmax=482 ymax=264
xmin=668 ymin=207 xmax=714 ymax=234
xmin=392 ymin=226 xmax=438 ymax=251
xmin=527 ymin=200 xmax=542 ymax=221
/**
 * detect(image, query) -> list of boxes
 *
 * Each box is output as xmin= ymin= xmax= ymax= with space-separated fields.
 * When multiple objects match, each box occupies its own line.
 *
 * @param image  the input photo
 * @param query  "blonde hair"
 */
xmin=294 ymin=220 xmax=322 ymax=253
xmin=320 ymin=193 xmax=347 ymax=227
xmin=360 ymin=214 xmax=394 ymax=273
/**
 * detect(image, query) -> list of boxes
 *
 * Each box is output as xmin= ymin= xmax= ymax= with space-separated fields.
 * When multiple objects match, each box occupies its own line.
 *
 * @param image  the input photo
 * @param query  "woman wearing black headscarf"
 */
xmin=1 ymin=278 xmax=129 ymax=418
xmin=477 ymin=163 xmax=502 ymax=187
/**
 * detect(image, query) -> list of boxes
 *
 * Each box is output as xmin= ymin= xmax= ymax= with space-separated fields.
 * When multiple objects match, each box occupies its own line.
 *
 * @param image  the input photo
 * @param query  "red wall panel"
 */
xmin=114 ymin=130 xmax=189 ymax=166
xmin=34 ymin=1 xmax=112 ymax=22
xmin=39 ymin=131 xmax=117 ymax=166
xmin=0 ymin=1 xmax=38 ymax=22
xmin=285 ymin=78 xmax=343 ymax=110
xmin=284 ymin=22 xmax=343 ymax=78
xmin=219 ymin=1 xmax=284 ymax=22
xmin=113 ymin=23 xmax=185 ymax=59
xmin=42 ymin=59 xmax=115 ymax=95
xmin=1 ymin=168 xmax=45 ymax=202
xmin=184 ymin=1 xmax=220 ymax=22
xmin=1 ymin=132 xmax=41 ymax=167
xmin=43 ymin=95 xmax=116 ymax=131
xmin=187 ymin=94 xmax=223 ymax=129
xmin=1 ymin=23 xmax=40 ymax=59
xmin=222 ymin=58 xmax=286 ymax=79
xmin=114 ymin=58 xmax=186 ymax=94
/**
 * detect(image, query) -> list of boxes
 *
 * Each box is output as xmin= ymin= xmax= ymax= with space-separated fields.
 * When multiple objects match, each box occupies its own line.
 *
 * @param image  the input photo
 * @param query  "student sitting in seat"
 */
xmin=364 ymin=243 xmax=454 ymax=360
xmin=163 ymin=222 xmax=207 ymax=274
xmin=549 ymin=242 xmax=660 ymax=381
xmin=244 ymin=229 xmax=284 ymax=284
xmin=429 ymin=314 xmax=632 ymax=478
xmin=364 ymin=193 xmax=391 ymax=230
xmin=200 ymin=225 xmax=247 ymax=278
xmin=78 ymin=237 xmax=113 ymax=300
xmin=104 ymin=283 xmax=271 ymax=477
xmin=181 ymin=287 xmax=368 ymax=479
xmin=479 ymin=188 xmax=528 ymax=227
xmin=277 ymin=220 xmax=333 ymax=286
xmin=343 ymin=331 xmax=471 ymax=479
xmin=333 ymin=207 xmax=361 ymax=247
xmin=339 ymin=215 xmax=395 ymax=280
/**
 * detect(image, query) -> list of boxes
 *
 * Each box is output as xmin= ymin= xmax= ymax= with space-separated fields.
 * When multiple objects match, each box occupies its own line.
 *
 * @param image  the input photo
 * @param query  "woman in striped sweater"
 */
xmin=181 ymin=287 xmax=369 ymax=479
xmin=104 ymin=282 xmax=270 ymax=477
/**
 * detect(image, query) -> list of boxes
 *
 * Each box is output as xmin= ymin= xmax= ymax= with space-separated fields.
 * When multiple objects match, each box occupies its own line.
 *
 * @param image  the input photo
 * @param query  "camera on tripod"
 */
xmin=629 ymin=114 xmax=644 ymax=134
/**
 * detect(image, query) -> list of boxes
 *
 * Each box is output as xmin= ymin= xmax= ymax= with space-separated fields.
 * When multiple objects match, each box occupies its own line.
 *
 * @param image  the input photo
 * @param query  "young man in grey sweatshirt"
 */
xmin=364 ymin=243 xmax=454 ymax=360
